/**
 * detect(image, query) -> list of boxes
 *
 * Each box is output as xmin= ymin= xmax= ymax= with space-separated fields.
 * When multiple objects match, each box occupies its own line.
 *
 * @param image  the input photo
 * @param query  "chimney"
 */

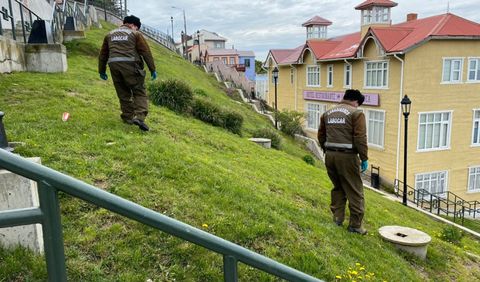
xmin=407 ymin=13 xmax=418 ymax=22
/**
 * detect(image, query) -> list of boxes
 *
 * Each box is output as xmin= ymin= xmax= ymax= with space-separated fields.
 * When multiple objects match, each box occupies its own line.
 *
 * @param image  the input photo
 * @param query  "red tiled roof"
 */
xmin=355 ymin=0 xmax=397 ymax=10
xmin=302 ymin=16 xmax=332 ymax=27
xmin=372 ymin=13 xmax=480 ymax=53
xmin=267 ymin=12 xmax=480 ymax=64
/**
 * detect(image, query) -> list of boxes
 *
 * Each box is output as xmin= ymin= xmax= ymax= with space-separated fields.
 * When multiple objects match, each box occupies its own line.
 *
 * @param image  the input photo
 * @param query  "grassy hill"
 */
xmin=0 ymin=22 xmax=479 ymax=281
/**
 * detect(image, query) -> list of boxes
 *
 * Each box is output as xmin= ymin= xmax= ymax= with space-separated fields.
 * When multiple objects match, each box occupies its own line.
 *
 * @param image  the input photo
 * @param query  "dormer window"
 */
xmin=362 ymin=7 xmax=391 ymax=25
xmin=307 ymin=26 xmax=327 ymax=39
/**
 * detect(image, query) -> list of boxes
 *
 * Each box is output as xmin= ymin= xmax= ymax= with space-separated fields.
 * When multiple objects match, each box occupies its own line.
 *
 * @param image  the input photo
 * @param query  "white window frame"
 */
xmin=441 ymin=57 xmax=463 ymax=84
xmin=364 ymin=60 xmax=389 ymax=89
xmin=472 ymin=109 xmax=480 ymax=146
xmin=306 ymin=25 xmax=327 ymax=39
xmin=327 ymin=65 xmax=334 ymax=87
xmin=366 ymin=109 xmax=385 ymax=148
xmin=305 ymin=103 xmax=327 ymax=131
xmin=362 ymin=7 xmax=390 ymax=25
xmin=344 ymin=63 xmax=352 ymax=88
xmin=415 ymin=170 xmax=448 ymax=198
xmin=467 ymin=57 xmax=480 ymax=83
xmin=306 ymin=65 xmax=320 ymax=87
xmin=468 ymin=166 xmax=480 ymax=193
xmin=417 ymin=111 xmax=453 ymax=152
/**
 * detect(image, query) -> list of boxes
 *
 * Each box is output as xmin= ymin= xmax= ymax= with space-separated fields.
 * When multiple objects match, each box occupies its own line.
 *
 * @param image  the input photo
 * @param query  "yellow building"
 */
xmin=264 ymin=0 xmax=480 ymax=202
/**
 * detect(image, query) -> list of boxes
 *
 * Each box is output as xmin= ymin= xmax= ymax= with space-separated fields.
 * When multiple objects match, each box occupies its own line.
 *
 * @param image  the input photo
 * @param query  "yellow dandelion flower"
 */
xmin=360 ymin=267 xmax=365 ymax=271
xmin=356 ymin=262 xmax=361 ymax=266
xmin=352 ymin=271 xmax=358 ymax=275
xmin=335 ymin=275 xmax=342 ymax=279
xmin=202 ymin=223 xmax=208 ymax=228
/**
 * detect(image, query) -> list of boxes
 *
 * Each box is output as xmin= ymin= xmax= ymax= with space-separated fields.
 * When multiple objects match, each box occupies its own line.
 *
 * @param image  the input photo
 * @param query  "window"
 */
xmin=365 ymin=61 xmax=388 ymax=88
xmin=222 ymin=57 xmax=227 ymax=64
xmin=290 ymin=68 xmax=294 ymax=85
xmin=327 ymin=65 xmax=333 ymax=87
xmin=244 ymin=59 xmax=250 ymax=67
xmin=307 ymin=26 xmax=327 ymax=39
xmin=472 ymin=109 xmax=480 ymax=146
xmin=442 ymin=58 xmax=463 ymax=83
xmin=344 ymin=64 xmax=352 ymax=88
xmin=468 ymin=166 xmax=480 ymax=192
xmin=417 ymin=111 xmax=452 ymax=151
xmin=215 ymin=42 xmax=223 ymax=48
xmin=306 ymin=103 xmax=326 ymax=130
xmin=213 ymin=57 xmax=219 ymax=61
xmin=229 ymin=57 xmax=235 ymax=65
xmin=367 ymin=110 xmax=385 ymax=147
xmin=468 ymin=58 xmax=480 ymax=82
xmin=415 ymin=171 xmax=448 ymax=196
xmin=307 ymin=65 xmax=320 ymax=87
xmin=362 ymin=7 xmax=390 ymax=25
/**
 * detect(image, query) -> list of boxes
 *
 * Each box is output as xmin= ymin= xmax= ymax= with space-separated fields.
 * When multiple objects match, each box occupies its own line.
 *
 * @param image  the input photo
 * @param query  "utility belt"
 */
xmin=108 ymin=57 xmax=137 ymax=63
xmin=326 ymin=148 xmax=355 ymax=153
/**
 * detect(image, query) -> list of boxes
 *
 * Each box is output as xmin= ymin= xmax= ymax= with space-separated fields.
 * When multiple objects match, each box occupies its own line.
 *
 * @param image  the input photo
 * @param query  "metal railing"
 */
xmin=140 ymin=24 xmax=176 ymax=52
xmin=0 ymin=149 xmax=323 ymax=281
xmin=207 ymin=60 xmax=255 ymax=94
xmin=394 ymin=179 xmax=480 ymax=225
xmin=0 ymin=0 xmax=41 ymax=43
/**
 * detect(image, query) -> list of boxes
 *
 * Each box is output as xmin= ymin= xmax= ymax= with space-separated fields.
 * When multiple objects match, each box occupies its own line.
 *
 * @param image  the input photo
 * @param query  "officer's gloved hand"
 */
xmin=361 ymin=160 xmax=369 ymax=173
xmin=99 ymin=73 xmax=108 ymax=80
xmin=151 ymin=71 xmax=157 ymax=80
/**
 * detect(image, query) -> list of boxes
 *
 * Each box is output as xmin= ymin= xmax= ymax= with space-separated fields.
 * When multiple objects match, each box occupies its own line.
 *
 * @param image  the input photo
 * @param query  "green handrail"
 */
xmin=0 ymin=149 xmax=323 ymax=282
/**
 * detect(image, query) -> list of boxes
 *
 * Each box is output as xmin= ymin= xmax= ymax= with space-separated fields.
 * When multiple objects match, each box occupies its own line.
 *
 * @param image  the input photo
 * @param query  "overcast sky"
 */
xmin=129 ymin=1 xmax=480 ymax=61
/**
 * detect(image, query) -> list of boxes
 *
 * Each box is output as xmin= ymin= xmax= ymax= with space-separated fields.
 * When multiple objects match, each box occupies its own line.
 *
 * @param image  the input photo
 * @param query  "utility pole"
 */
xmin=171 ymin=16 xmax=174 ymax=42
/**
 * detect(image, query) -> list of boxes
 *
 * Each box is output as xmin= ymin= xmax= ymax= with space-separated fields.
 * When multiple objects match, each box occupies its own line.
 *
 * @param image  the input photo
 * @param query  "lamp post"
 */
xmin=272 ymin=67 xmax=279 ymax=129
xmin=401 ymin=95 xmax=412 ymax=206
xmin=170 ymin=16 xmax=174 ymax=42
xmin=172 ymin=6 xmax=187 ymax=59
xmin=196 ymin=30 xmax=201 ymax=65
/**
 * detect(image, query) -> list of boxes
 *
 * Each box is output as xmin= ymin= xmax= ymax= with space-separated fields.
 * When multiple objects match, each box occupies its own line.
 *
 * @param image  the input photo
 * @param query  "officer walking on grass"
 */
xmin=98 ymin=15 xmax=157 ymax=132
xmin=318 ymin=89 xmax=369 ymax=235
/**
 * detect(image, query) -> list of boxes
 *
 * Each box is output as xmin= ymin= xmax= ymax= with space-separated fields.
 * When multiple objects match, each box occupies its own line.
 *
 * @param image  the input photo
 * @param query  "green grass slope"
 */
xmin=0 ymin=22 xmax=479 ymax=281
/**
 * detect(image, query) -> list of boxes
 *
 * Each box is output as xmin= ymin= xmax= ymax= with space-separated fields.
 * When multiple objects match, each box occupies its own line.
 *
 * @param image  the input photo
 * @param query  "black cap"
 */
xmin=343 ymin=89 xmax=365 ymax=106
xmin=123 ymin=15 xmax=141 ymax=29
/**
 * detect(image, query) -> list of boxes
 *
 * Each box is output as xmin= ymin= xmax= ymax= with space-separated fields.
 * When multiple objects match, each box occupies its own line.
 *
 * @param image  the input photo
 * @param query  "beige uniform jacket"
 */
xmin=318 ymin=102 xmax=368 ymax=161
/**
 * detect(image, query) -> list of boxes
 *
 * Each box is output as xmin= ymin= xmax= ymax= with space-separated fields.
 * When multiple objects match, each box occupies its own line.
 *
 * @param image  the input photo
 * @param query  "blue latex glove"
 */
xmin=361 ymin=160 xmax=369 ymax=173
xmin=151 ymin=71 xmax=157 ymax=80
xmin=99 ymin=72 xmax=108 ymax=80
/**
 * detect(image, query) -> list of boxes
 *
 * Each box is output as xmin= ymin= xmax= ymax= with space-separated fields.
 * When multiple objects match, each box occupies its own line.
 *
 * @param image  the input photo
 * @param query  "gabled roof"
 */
xmin=205 ymin=49 xmax=238 ymax=56
xmin=355 ymin=0 xmax=397 ymax=10
xmin=237 ymin=50 xmax=255 ymax=57
xmin=302 ymin=16 xmax=332 ymax=27
xmin=370 ymin=13 xmax=480 ymax=53
xmin=199 ymin=29 xmax=227 ymax=41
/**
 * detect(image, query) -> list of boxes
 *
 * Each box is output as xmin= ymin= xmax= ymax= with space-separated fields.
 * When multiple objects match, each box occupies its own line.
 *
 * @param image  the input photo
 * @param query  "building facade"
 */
xmin=264 ymin=0 xmax=480 ymax=201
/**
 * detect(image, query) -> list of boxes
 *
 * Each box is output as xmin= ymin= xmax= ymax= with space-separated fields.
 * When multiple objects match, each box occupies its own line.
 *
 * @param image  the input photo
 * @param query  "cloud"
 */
xmin=130 ymin=0 xmax=480 ymax=61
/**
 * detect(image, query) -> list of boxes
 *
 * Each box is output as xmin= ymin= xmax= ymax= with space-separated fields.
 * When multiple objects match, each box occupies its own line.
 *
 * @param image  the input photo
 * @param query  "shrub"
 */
xmin=192 ymin=98 xmax=243 ymax=135
xmin=193 ymin=88 xmax=208 ymax=97
xmin=440 ymin=225 xmax=464 ymax=245
xmin=222 ymin=111 xmax=243 ymax=135
xmin=192 ymin=98 xmax=223 ymax=126
xmin=277 ymin=110 xmax=304 ymax=137
xmin=225 ymin=88 xmax=243 ymax=102
xmin=302 ymin=155 xmax=315 ymax=166
xmin=252 ymin=127 xmax=282 ymax=149
xmin=148 ymin=79 xmax=193 ymax=113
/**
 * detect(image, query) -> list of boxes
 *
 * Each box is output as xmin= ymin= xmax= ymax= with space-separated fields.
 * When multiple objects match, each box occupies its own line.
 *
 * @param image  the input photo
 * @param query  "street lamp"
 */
xmin=272 ymin=67 xmax=279 ymax=129
xmin=170 ymin=16 xmax=174 ymax=42
xmin=172 ymin=6 xmax=187 ymax=59
xmin=196 ymin=30 xmax=201 ymax=65
xmin=401 ymin=95 xmax=412 ymax=206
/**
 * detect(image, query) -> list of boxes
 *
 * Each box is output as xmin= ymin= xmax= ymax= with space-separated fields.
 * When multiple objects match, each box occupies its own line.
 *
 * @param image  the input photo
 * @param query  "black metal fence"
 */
xmin=394 ymin=179 xmax=480 ymax=226
xmin=0 ymin=0 xmax=41 ymax=43
xmin=140 ymin=24 xmax=176 ymax=52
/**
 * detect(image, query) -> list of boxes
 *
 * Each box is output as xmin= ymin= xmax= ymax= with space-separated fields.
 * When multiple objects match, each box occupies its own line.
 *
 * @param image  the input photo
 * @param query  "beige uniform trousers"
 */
xmin=325 ymin=151 xmax=365 ymax=228
xmin=109 ymin=62 xmax=148 ymax=122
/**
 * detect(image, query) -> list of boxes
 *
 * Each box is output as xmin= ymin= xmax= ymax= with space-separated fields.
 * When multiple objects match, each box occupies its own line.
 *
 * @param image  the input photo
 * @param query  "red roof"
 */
xmin=266 ymin=12 xmax=480 ymax=64
xmin=371 ymin=13 xmax=480 ymax=53
xmin=355 ymin=0 xmax=397 ymax=10
xmin=302 ymin=16 xmax=332 ymax=27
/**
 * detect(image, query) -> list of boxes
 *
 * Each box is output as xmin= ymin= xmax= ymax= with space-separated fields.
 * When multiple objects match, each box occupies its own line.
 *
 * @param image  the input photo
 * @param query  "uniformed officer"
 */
xmin=318 ymin=89 xmax=369 ymax=235
xmin=98 ymin=15 xmax=157 ymax=131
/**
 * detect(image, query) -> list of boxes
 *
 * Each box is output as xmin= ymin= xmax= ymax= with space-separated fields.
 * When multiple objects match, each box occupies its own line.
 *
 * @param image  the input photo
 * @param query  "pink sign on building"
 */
xmin=304 ymin=91 xmax=380 ymax=106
